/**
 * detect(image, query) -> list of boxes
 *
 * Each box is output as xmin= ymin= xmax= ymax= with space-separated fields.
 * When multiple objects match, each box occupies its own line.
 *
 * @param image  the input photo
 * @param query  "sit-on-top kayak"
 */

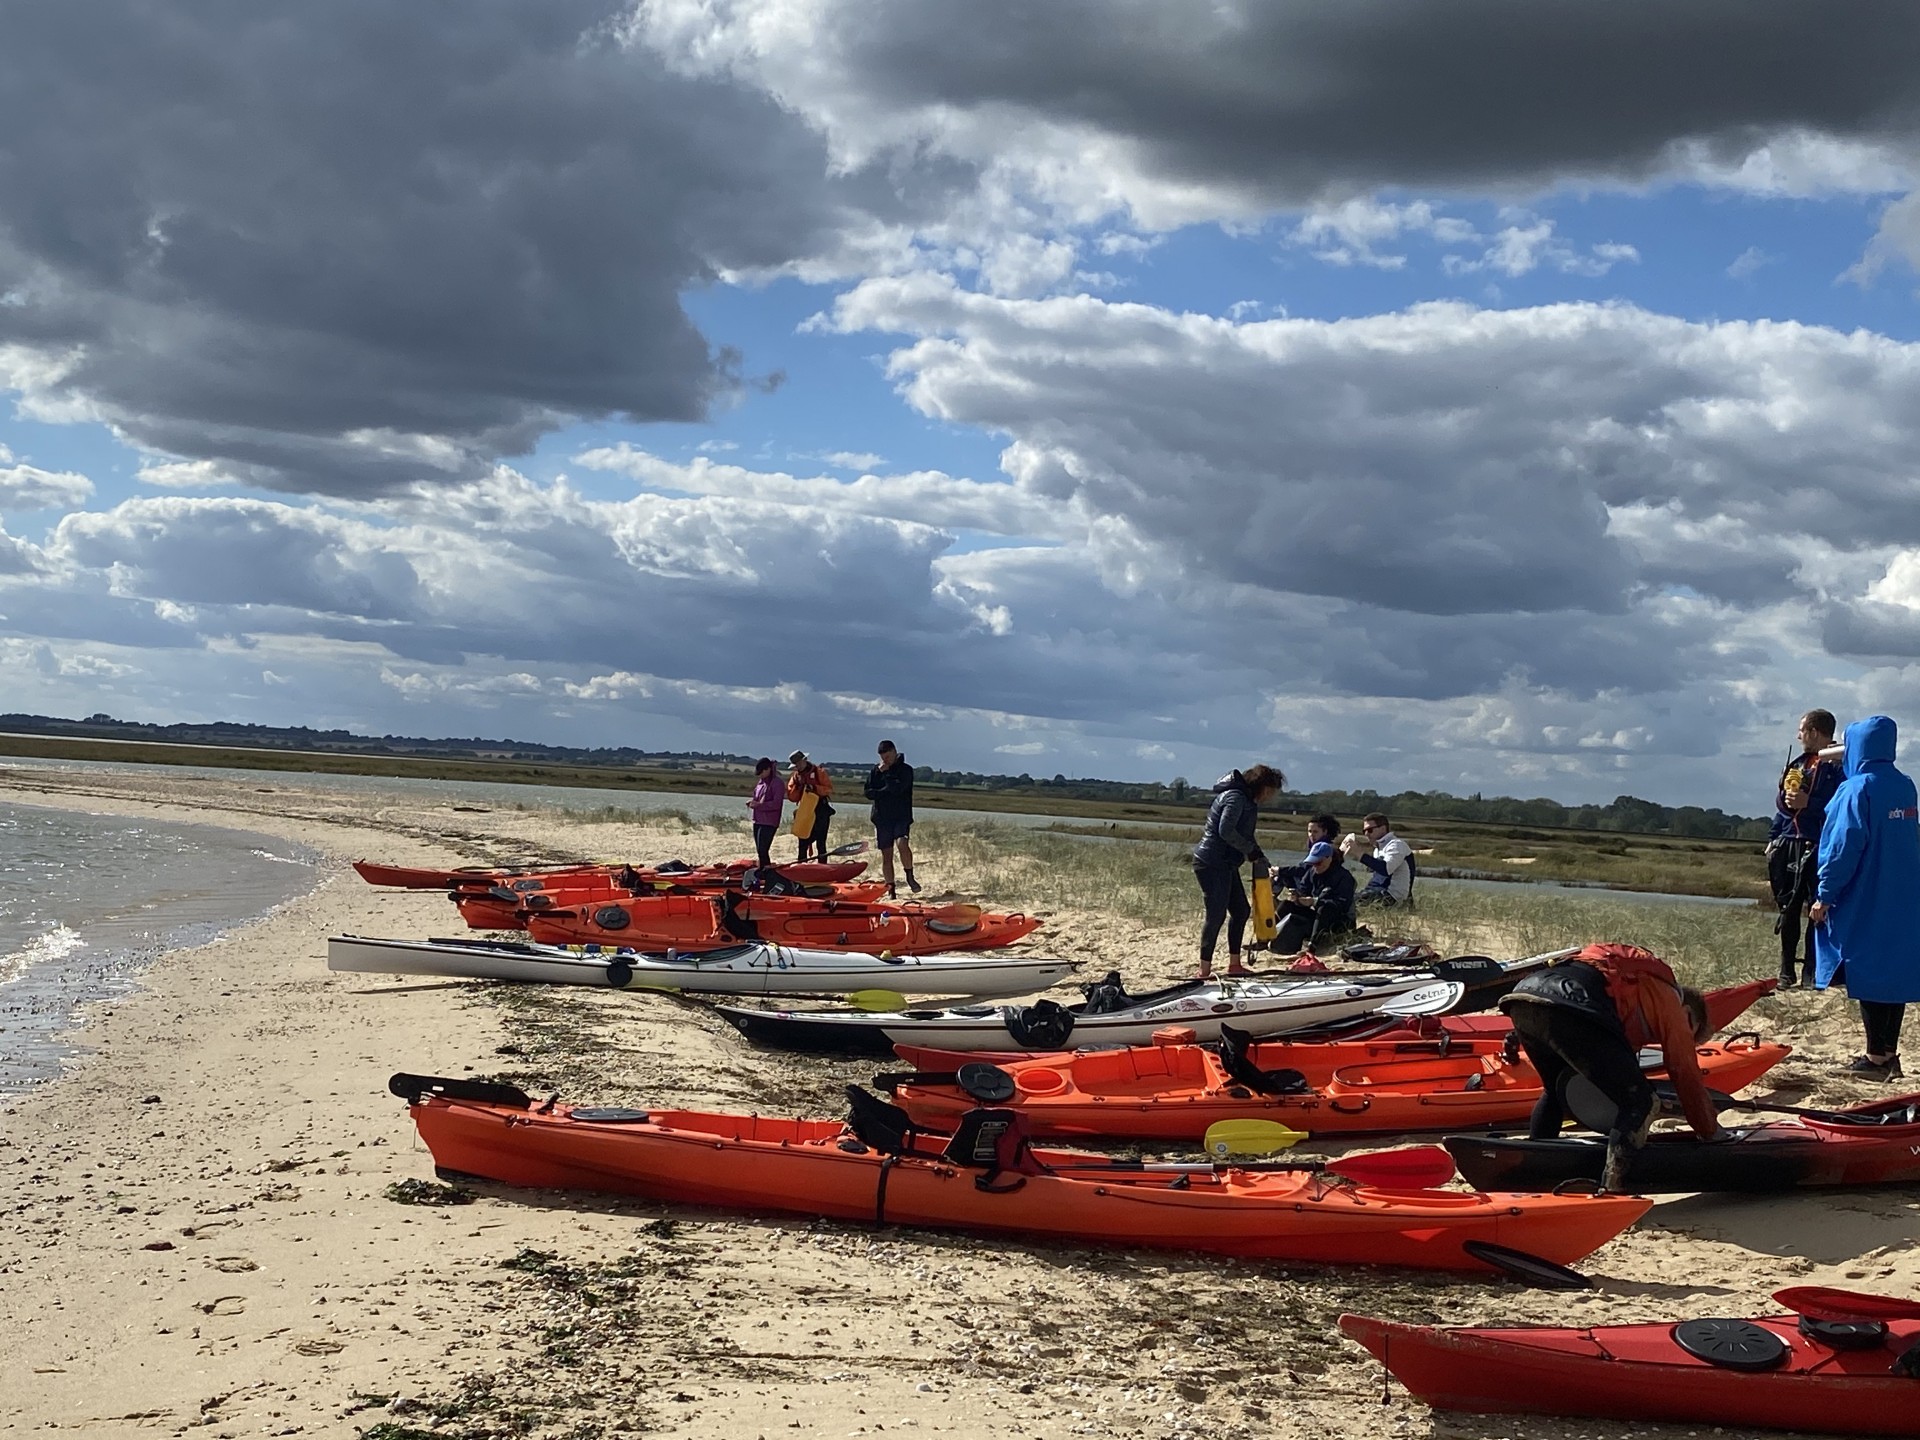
xmin=1446 ymin=1092 xmax=1920 ymax=1193
xmin=327 ymin=934 xmax=1076 ymax=1000
xmin=393 ymin=1073 xmax=1651 ymax=1270
xmin=526 ymin=894 xmax=1041 ymax=956
xmin=452 ymin=876 xmax=889 ymax=929
xmin=352 ymin=857 xmax=869 ymax=890
xmin=885 ymin=1031 xmax=1790 ymax=1141
xmin=718 ymin=973 xmax=1466 ymax=1056
xmin=1340 ymin=1297 xmax=1920 ymax=1434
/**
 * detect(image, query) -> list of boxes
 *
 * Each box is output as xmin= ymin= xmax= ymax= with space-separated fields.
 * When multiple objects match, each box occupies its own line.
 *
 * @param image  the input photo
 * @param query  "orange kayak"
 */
xmin=887 ymin=1033 xmax=1791 ymax=1140
xmin=453 ymin=877 xmax=890 ymax=930
xmin=353 ymin=858 xmax=870 ymax=890
xmin=526 ymin=894 xmax=1042 ymax=955
xmin=393 ymin=1073 xmax=1651 ymax=1270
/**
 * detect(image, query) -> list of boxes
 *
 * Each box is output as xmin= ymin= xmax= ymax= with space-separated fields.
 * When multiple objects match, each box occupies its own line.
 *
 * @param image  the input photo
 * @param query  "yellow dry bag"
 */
xmin=1250 ymin=873 xmax=1278 ymax=944
xmin=790 ymin=789 xmax=819 ymax=840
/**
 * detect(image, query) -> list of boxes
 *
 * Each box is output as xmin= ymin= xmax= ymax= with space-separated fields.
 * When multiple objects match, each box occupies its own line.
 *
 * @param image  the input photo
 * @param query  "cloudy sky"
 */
xmin=4 ymin=1 xmax=1920 ymax=812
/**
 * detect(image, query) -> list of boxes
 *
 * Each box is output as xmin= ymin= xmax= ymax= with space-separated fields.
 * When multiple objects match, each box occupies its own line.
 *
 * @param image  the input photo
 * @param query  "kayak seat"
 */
xmin=1216 ymin=1026 xmax=1310 ymax=1098
xmin=1080 ymin=970 xmax=1136 ymax=1014
xmin=1005 ymin=999 xmax=1075 ymax=1050
xmin=941 ymin=1106 xmax=1043 ymax=1191
xmin=845 ymin=1085 xmax=922 ymax=1158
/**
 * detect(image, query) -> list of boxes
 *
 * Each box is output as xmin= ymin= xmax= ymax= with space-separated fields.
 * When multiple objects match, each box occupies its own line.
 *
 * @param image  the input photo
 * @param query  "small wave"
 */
xmin=249 ymin=848 xmax=313 ymax=866
xmin=0 ymin=923 xmax=87 ymax=985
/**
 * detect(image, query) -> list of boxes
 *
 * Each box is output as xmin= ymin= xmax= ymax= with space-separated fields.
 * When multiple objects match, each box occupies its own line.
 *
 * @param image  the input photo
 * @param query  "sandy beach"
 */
xmin=2 ymin=763 xmax=1915 ymax=1440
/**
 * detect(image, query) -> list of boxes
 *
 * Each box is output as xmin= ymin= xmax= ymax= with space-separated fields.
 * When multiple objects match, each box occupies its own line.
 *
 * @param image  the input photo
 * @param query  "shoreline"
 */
xmin=1 ymin=762 xmax=1910 ymax=1440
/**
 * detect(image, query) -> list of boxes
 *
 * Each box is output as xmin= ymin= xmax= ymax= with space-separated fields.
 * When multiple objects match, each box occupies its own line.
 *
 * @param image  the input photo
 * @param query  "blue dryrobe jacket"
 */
xmin=1812 ymin=715 xmax=1920 ymax=1000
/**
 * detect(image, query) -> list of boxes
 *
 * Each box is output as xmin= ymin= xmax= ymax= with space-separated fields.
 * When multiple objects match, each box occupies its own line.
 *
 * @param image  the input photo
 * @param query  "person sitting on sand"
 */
xmin=1498 ymin=942 xmax=1727 ymax=1192
xmin=1343 ymin=812 xmax=1413 ymax=906
xmin=1271 ymin=841 xmax=1357 ymax=954
xmin=1190 ymin=764 xmax=1282 ymax=980
xmin=1808 ymin=714 xmax=1920 ymax=1082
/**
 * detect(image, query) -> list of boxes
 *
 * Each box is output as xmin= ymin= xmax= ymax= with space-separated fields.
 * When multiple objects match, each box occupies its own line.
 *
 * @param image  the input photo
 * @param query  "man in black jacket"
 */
xmin=864 ymin=739 xmax=919 ymax=899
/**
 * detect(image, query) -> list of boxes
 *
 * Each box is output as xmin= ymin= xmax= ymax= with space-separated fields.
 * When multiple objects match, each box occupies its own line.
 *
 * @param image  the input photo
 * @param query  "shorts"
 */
xmin=874 ymin=819 xmax=913 ymax=849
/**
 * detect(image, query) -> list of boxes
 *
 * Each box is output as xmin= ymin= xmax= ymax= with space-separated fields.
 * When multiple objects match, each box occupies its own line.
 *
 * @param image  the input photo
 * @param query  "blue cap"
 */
xmin=1303 ymin=841 xmax=1335 ymax=864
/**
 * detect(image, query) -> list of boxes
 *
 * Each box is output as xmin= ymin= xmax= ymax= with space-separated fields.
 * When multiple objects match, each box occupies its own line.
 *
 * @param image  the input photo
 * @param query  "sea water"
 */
xmin=0 ymin=801 xmax=319 ymax=1095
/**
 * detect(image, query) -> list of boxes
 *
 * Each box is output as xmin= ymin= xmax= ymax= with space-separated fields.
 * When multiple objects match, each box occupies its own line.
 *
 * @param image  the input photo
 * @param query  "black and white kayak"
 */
xmin=325 ymin=934 xmax=1077 ymax=1000
xmin=715 ymin=971 xmax=1468 ymax=1056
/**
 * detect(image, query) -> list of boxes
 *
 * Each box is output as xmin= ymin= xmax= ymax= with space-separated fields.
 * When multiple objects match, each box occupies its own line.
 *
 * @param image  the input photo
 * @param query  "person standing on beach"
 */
xmin=1767 ymin=709 xmax=1842 ymax=987
xmin=747 ymin=758 xmax=783 ymax=871
xmin=1808 ymin=714 xmax=1920 ymax=1081
xmin=1343 ymin=812 xmax=1413 ymax=907
xmin=785 ymin=750 xmax=834 ymax=863
xmin=864 ymin=739 xmax=918 ymax=899
xmin=1190 ymin=764 xmax=1283 ymax=980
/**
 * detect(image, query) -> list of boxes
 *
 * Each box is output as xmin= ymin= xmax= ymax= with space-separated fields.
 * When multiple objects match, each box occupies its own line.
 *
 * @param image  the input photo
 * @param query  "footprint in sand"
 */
xmin=292 ymin=1337 xmax=345 ymax=1356
xmin=208 ymin=1256 xmax=258 ymax=1273
xmin=196 ymin=1296 xmax=247 ymax=1316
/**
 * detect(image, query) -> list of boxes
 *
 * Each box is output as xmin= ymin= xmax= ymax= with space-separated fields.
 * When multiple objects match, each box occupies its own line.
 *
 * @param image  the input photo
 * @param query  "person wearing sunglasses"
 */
xmin=1342 ymin=812 xmax=1413 ymax=907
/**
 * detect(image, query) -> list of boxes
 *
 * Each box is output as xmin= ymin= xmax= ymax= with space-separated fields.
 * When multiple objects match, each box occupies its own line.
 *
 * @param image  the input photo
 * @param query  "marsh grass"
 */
xmin=924 ymin=820 xmax=1777 ymax=988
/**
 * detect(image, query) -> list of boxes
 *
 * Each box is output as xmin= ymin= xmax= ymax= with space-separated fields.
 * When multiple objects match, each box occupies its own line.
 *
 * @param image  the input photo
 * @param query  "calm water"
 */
xmin=0 ymin=801 xmax=319 ymax=1094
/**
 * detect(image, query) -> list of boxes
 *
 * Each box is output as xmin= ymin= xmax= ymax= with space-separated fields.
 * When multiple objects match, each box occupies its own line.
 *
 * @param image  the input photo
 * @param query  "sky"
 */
xmin=4 ymin=2 xmax=1920 ymax=813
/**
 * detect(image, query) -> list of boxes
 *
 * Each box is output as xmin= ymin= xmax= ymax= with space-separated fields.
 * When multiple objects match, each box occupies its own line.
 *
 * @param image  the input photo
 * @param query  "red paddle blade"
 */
xmin=1774 ymin=1286 xmax=1920 ymax=1321
xmin=1327 ymin=1144 xmax=1457 ymax=1189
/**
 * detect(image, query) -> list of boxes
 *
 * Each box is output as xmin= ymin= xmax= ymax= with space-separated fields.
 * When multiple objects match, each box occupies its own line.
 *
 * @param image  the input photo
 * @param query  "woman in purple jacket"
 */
xmin=747 ymin=757 xmax=784 ymax=870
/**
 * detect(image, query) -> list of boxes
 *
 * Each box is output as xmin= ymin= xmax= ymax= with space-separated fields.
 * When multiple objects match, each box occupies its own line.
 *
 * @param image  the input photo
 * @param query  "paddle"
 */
xmin=1204 ymin=1118 xmax=1312 ymax=1157
xmin=1056 ymin=1145 xmax=1456 ymax=1189
xmin=826 ymin=840 xmax=871 ymax=857
xmin=1703 ymin=1087 xmax=1888 ymax=1126
xmin=1774 ymin=1287 xmax=1920 ymax=1322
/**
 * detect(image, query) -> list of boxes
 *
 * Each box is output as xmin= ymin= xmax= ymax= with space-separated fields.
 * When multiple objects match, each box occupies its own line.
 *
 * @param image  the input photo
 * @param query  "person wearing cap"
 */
xmin=1271 ymin=840 xmax=1357 ymax=954
xmin=784 ymin=749 xmax=835 ymax=863
xmin=746 ymin=757 xmax=784 ymax=870
xmin=864 ymin=739 xmax=918 ymax=899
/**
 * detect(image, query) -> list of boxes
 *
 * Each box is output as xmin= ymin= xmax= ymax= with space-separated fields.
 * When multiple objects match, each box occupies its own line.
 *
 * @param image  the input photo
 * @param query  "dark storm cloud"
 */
xmin=823 ymin=0 xmax=1920 ymax=200
xmin=0 ymin=1 xmax=933 ymax=496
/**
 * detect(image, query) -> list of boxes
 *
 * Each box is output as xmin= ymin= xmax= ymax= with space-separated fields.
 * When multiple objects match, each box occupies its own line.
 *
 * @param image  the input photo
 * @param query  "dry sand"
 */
xmin=0 ymin=763 xmax=1914 ymax=1440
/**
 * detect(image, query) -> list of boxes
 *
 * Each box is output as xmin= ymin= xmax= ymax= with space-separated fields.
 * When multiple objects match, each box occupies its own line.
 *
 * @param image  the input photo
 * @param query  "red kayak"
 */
xmin=394 ymin=1074 xmax=1651 ymax=1271
xmin=452 ymin=877 xmax=889 ymax=930
xmin=353 ymin=857 xmax=869 ymax=890
xmin=527 ymin=894 xmax=1041 ymax=956
xmin=1341 ymin=1294 xmax=1920 ymax=1434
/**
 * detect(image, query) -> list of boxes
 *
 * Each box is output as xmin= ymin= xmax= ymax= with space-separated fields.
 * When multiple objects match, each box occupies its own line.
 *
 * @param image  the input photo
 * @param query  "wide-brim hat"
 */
xmin=788 ymin=750 xmax=808 ymax=765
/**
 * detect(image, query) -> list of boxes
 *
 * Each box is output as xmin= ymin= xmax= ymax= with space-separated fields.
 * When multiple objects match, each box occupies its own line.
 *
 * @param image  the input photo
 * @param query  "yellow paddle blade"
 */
xmin=848 ymin=988 xmax=909 ymax=1012
xmin=1203 ymin=1119 xmax=1310 ymax=1159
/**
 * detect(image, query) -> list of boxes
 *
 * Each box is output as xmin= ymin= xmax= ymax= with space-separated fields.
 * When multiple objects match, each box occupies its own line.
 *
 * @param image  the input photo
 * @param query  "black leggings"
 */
xmin=1507 ymin=1002 xmax=1655 ymax=1142
xmin=1274 ymin=903 xmax=1347 ymax=954
xmin=752 ymin=823 xmax=777 ymax=869
xmin=1194 ymin=864 xmax=1249 ymax=965
xmin=1862 ymin=1000 xmax=1907 ymax=1057
xmin=1769 ymin=841 xmax=1815 ymax=975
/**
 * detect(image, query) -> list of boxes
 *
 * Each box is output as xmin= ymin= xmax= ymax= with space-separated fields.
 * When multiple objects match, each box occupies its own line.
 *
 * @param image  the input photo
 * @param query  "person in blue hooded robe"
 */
xmin=1809 ymin=715 xmax=1920 ymax=1080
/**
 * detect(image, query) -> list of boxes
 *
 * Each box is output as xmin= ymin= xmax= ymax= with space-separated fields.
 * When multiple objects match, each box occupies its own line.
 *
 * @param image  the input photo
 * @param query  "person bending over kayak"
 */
xmin=1271 ymin=840 xmax=1357 ymax=954
xmin=1498 ymin=942 xmax=1726 ymax=1192
xmin=1809 ymin=714 xmax=1920 ymax=1081
xmin=1190 ymin=764 xmax=1283 ymax=980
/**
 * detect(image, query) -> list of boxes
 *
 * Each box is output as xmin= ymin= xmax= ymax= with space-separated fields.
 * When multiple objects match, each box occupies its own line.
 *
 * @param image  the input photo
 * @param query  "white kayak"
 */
xmin=716 ymin=971 xmax=1467 ymax=1055
xmin=326 ymin=934 xmax=1077 ymax=1000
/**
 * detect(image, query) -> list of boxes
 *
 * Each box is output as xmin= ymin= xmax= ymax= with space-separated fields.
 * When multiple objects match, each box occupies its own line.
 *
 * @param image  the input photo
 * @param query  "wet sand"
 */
xmin=0 ymin=763 xmax=1912 ymax=1440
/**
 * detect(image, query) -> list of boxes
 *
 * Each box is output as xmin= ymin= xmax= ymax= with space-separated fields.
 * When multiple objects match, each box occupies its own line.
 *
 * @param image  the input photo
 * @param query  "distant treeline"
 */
xmin=2 ymin=712 xmax=1767 ymax=841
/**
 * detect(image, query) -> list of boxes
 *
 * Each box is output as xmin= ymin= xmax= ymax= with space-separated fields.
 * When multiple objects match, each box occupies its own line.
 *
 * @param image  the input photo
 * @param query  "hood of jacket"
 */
xmin=1211 ymin=770 xmax=1251 ymax=796
xmin=1844 ymin=715 xmax=1898 ymax=778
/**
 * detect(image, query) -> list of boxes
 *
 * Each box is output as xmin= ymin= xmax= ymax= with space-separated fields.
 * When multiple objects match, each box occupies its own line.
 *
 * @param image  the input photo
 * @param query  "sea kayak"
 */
xmin=1340 ymin=1304 xmax=1920 ymax=1434
xmin=453 ymin=876 xmax=889 ymax=929
xmin=327 ymin=934 xmax=1076 ymax=999
xmin=886 ymin=1033 xmax=1790 ymax=1140
xmin=353 ymin=857 xmax=869 ymax=890
xmin=526 ymin=894 xmax=1042 ymax=956
xmin=1446 ymin=1093 xmax=1920 ymax=1193
xmin=393 ymin=1073 xmax=1652 ymax=1270
xmin=718 ymin=974 xmax=1466 ymax=1056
